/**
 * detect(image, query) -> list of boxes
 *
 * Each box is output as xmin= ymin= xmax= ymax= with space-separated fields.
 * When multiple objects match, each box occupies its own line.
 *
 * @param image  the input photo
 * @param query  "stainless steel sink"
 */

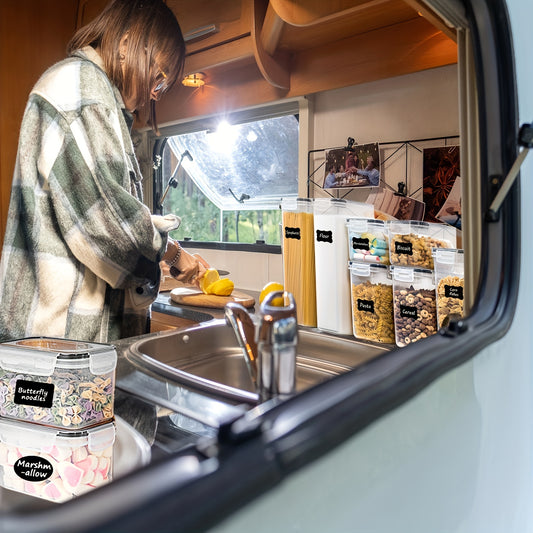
xmin=126 ymin=319 xmax=390 ymax=404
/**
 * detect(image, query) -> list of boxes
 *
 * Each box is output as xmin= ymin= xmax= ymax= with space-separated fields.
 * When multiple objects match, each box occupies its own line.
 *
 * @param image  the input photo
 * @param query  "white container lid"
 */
xmin=0 ymin=418 xmax=116 ymax=452
xmin=0 ymin=337 xmax=117 ymax=376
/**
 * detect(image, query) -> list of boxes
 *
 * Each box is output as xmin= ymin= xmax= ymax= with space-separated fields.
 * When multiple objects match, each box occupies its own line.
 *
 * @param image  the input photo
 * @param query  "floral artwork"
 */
xmin=422 ymin=146 xmax=460 ymax=223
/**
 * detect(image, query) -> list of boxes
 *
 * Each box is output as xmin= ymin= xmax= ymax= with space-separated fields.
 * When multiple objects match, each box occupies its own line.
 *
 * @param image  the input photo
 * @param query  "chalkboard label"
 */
xmin=357 ymin=299 xmax=375 ymax=313
xmin=445 ymin=285 xmax=464 ymax=300
xmin=400 ymin=305 xmax=418 ymax=319
xmin=14 ymin=380 xmax=54 ymax=408
xmin=352 ymin=237 xmax=370 ymax=251
xmin=284 ymin=227 xmax=301 ymax=240
xmin=14 ymin=456 xmax=54 ymax=482
xmin=395 ymin=241 xmax=413 ymax=255
xmin=316 ymin=229 xmax=333 ymax=243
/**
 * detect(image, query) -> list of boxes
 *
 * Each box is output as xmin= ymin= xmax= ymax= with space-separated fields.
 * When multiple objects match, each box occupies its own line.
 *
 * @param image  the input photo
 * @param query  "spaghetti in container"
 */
xmin=281 ymin=197 xmax=316 ymax=327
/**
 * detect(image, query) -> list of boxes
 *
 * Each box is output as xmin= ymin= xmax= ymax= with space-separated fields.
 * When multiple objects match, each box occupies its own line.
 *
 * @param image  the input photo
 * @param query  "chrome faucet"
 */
xmin=225 ymin=291 xmax=298 ymax=401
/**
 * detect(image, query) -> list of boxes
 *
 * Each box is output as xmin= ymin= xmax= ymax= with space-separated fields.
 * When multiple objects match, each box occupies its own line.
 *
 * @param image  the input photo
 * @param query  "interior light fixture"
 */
xmin=182 ymin=72 xmax=206 ymax=87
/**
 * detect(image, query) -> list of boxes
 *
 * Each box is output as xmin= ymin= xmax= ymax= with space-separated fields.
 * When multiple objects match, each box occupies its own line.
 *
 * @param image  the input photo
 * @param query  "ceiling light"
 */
xmin=182 ymin=73 xmax=206 ymax=88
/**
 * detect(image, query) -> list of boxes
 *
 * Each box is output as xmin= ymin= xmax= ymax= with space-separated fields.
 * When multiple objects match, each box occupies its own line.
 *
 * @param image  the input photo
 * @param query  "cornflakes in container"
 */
xmin=434 ymin=248 xmax=465 ymax=328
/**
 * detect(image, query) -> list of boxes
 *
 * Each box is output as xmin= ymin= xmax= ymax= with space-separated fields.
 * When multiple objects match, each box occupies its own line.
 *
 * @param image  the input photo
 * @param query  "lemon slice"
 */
xmin=206 ymin=278 xmax=235 ymax=296
xmin=200 ymin=268 xmax=220 ymax=294
xmin=259 ymin=281 xmax=284 ymax=306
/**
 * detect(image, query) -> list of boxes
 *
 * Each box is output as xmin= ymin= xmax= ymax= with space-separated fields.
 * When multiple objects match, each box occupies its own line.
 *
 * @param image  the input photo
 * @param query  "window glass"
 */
xmin=160 ymin=114 xmax=299 ymax=244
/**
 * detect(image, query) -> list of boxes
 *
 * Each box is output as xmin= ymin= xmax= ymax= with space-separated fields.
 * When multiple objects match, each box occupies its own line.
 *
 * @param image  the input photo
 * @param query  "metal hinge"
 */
xmin=487 ymin=123 xmax=533 ymax=220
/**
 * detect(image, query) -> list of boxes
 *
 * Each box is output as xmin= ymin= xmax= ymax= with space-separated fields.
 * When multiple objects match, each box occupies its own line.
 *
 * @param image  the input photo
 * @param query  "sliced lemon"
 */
xmin=206 ymin=278 xmax=235 ymax=296
xmin=200 ymin=268 xmax=220 ymax=294
xmin=259 ymin=281 xmax=284 ymax=306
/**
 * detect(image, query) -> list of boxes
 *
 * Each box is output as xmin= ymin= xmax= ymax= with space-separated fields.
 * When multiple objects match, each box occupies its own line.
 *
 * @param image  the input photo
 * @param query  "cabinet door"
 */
xmin=0 ymin=0 xmax=78 ymax=246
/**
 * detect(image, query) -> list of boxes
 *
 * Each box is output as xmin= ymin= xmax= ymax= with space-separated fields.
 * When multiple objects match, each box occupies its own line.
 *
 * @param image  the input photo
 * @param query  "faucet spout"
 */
xmin=224 ymin=302 xmax=259 ymax=385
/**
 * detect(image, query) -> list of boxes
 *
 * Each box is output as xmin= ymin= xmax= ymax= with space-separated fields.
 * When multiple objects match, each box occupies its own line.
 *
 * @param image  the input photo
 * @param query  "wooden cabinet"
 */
xmin=150 ymin=311 xmax=198 ymax=333
xmin=0 ymin=0 xmax=78 ymax=247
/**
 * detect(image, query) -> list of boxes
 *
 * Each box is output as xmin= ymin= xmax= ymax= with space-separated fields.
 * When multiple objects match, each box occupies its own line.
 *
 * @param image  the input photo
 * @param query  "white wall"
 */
xmin=193 ymin=64 xmax=459 ymax=292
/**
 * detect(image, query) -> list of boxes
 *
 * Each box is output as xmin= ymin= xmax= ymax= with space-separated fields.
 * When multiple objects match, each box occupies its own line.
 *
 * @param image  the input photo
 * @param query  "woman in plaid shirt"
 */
xmin=0 ymin=0 xmax=207 ymax=342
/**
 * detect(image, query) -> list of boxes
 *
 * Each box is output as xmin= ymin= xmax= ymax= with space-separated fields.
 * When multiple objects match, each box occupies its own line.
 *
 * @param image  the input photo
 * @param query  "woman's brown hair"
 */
xmin=67 ymin=0 xmax=185 ymax=134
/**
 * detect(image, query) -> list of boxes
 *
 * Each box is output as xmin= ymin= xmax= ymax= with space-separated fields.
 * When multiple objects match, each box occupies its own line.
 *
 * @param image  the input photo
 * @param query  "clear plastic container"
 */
xmin=0 ymin=418 xmax=115 ymax=502
xmin=346 ymin=218 xmax=390 ymax=265
xmin=349 ymin=262 xmax=395 ymax=343
xmin=434 ymin=248 xmax=465 ymax=328
xmin=282 ymin=197 xmax=317 ymax=327
xmin=388 ymin=221 xmax=456 ymax=269
xmin=392 ymin=266 xmax=437 ymax=347
xmin=0 ymin=338 xmax=116 ymax=430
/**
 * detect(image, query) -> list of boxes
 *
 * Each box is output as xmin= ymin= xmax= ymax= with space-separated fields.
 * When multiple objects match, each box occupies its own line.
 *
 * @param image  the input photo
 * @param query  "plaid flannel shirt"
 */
xmin=0 ymin=47 xmax=177 ymax=342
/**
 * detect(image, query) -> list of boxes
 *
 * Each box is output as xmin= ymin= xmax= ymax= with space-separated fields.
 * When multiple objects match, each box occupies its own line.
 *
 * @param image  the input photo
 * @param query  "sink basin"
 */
xmin=126 ymin=319 xmax=390 ymax=404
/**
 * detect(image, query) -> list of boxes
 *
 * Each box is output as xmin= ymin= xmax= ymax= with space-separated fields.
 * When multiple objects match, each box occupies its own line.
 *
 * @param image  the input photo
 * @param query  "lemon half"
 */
xmin=259 ymin=282 xmax=284 ymax=306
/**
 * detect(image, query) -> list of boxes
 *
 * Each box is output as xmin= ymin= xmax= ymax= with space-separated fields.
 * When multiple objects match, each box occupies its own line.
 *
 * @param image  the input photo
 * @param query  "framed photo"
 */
xmin=323 ymin=142 xmax=380 ymax=189
xmin=366 ymin=187 xmax=426 ymax=221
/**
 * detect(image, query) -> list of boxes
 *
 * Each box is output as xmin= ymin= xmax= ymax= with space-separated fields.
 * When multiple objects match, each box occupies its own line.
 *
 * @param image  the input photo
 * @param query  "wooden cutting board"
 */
xmin=170 ymin=287 xmax=255 ymax=309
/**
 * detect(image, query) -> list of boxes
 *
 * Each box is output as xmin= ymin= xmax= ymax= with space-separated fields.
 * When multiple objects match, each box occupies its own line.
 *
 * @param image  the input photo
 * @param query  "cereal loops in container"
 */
xmin=392 ymin=266 xmax=437 ymax=347
xmin=349 ymin=262 xmax=395 ymax=344
xmin=346 ymin=218 xmax=390 ymax=265
xmin=0 ymin=417 xmax=115 ymax=502
xmin=434 ymin=248 xmax=465 ymax=328
xmin=388 ymin=221 xmax=456 ymax=269
xmin=0 ymin=337 xmax=116 ymax=430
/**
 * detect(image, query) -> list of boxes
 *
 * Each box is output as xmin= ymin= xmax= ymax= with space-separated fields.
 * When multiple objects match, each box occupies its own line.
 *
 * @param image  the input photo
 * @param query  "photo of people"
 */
xmin=322 ymin=142 xmax=380 ymax=189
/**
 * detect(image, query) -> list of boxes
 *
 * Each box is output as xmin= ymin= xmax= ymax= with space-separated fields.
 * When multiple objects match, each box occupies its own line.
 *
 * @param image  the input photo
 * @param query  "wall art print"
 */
xmin=422 ymin=145 xmax=460 ymax=223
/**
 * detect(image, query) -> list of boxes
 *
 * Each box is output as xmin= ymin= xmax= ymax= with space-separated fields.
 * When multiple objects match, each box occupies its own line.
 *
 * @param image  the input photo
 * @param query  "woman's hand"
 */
xmin=163 ymin=239 xmax=209 ymax=287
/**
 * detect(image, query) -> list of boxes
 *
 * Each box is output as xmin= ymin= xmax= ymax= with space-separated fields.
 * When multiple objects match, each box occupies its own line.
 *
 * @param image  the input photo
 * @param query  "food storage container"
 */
xmin=313 ymin=199 xmax=373 ymax=335
xmin=346 ymin=217 xmax=390 ymax=264
xmin=388 ymin=221 xmax=456 ymax=269
xmin=392 ymin=266 xmax=437 ymax=347
xmin=349 ymin=262 xmax=395 ymax=343
xmin=282 ymin=197 xmax=317 ymax=327
xmin=0 ymin=418 xmax=114 ymax=502
xmin=0 ymin=337 xmax=116 ymax=430
xmin=434 ymin=248 xmax=465 ymax=328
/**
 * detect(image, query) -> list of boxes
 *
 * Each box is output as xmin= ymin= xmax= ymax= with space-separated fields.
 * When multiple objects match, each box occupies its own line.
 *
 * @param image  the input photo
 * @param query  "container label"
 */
xmin=444 ymin=284 xmax=464 ymax=300
xmin=400 ymin=305 xmax=418 ymax=319
xmin=357 ymin=299 xmax=375 ymax=313
xmin=14 ymin=456 xmax=53 ymax=482
xmin=14 ymin=379 xmax=54 ymax=408
xmin=284 ymin=227 xmax=301 ymax=240
xmin=352 ymin=237 xmax=370 ymax=251
xmin=316 ymin=229 xmax=333 ymax=243
xmin=395 ymin=241 xmax=413 ymax=255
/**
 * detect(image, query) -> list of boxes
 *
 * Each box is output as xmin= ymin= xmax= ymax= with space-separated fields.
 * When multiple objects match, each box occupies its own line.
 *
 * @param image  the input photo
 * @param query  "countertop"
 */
xmin=152 ymin=289 xmax=260 ymax=322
